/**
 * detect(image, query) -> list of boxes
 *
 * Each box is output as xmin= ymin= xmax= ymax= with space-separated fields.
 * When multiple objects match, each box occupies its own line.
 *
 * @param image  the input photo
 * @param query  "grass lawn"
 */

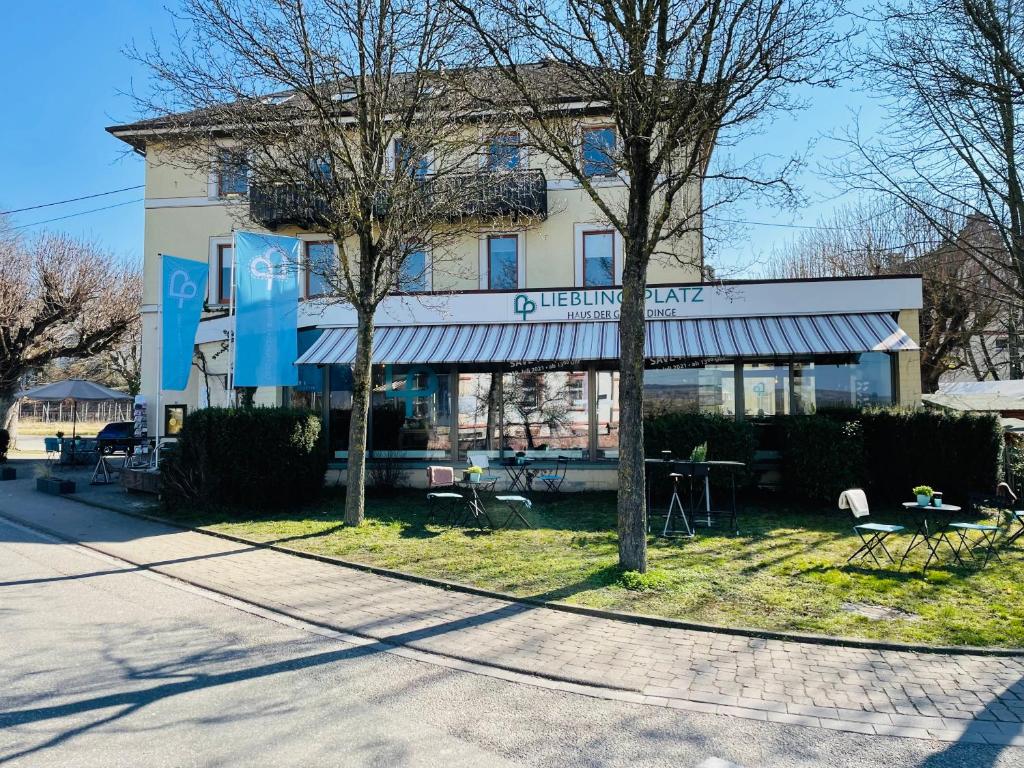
xmin=162 ymin=490 xmax=1024 ymax=648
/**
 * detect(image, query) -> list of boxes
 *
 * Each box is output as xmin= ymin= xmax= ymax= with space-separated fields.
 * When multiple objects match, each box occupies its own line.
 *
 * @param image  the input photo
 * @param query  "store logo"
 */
xmin=250 ymin=246 xmax=290 ymax=290
xmin=167 ymin=269 xmax=198 ymax=309
xmin=514 ymin=294 xmax=536 ymax=320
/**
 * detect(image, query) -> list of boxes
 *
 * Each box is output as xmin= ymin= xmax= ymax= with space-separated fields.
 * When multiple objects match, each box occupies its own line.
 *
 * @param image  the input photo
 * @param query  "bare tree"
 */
xmin=133 ymin=0 xmax=537 ymax=525
xmin=452 ymin=0 xmax=846 ymax=570
xmin=55 ymin=305 xmax=144 ymax=396
xmin=837 ymin=0 xmax=1024 ymax=376
xmin=761 ymin=198 xmax=1004 ymax=392
xmin=0 ymin=233 xmax=140 ymax=439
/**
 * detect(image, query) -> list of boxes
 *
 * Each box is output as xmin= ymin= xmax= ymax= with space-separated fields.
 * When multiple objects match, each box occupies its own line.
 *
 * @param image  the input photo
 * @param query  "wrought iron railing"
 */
xmin=249 ymin=169 xmax=548 ymax=230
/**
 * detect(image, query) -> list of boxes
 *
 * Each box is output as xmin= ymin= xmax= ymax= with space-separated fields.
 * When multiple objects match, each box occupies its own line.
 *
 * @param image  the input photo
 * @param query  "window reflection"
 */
xmin=643 ymin=365 xmax=737 ymax=415
xmin=371 ymin=365 xmax=450 ymax=458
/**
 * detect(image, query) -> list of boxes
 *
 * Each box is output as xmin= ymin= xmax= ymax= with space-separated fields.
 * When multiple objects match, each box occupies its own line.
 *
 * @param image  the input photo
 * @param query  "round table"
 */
xmin=899 ymin=501 xmax=961 ymax=571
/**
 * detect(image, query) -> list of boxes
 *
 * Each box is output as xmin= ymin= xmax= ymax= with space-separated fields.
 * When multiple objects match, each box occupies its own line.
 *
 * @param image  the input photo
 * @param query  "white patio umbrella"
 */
xmin=19 ymin=378 xmax=132 ymax=439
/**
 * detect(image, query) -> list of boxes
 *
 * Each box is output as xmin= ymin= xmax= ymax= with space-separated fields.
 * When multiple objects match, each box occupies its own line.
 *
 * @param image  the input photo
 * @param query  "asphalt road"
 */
xmin=1 ymin=516 xmax=1021 ymax=768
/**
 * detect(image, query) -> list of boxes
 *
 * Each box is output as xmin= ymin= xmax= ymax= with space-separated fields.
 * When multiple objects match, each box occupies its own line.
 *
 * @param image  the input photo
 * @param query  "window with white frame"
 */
xmin=582 ymin=230 xmax=615 ymax=286
xmin=394 ymin=137 xmax=431 ymax=178
xmin=397 ymin=247 xmax=430 ymax=292
xmin=486 ymin=133 xmax=522 ymax=171
xmin=305 ymin=241 xmax=334 ymax=297
xmin=487 ymin=235 xmax=519 ymax=290
xmin=216 ymin=148 xmax=249 ymax=197
xmin=581 ymin=126 xmax=616 ymax=177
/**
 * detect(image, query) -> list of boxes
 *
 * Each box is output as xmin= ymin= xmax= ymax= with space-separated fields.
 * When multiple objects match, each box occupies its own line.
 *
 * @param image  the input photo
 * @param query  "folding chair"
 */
xmin=495 ymin=495 xmax=533 ymax=529
xmin=839 ymin=489 xmax=905 ymax=566
xmin=535 ymin=456 xmax=569 ymax=493
xmin=425 ymin=466 xmax=459 ymax=524
xmin=466 ymin=451 xmax=502 ymax=485
xmin=946 ymin=521 xmax=1003 ymax=568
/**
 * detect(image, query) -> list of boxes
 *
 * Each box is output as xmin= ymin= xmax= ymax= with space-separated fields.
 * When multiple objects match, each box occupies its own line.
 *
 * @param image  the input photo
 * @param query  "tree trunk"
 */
xmin=344 ymin=312 xmax=375 ymax=526
xmin=616 ymin=252 xmax=648 ymax=573
xmin=0 ymin=393 xmax=19 ymax=450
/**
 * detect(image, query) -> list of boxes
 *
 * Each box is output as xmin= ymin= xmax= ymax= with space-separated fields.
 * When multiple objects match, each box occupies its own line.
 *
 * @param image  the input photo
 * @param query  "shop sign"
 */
xmin=513 ymin=286 xmax=705 ymax=322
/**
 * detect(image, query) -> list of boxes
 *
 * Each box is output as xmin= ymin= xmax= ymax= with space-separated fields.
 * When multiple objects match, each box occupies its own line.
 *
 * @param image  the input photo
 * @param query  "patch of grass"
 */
xmin=162 ymin=489 xmax=1024 ymax=647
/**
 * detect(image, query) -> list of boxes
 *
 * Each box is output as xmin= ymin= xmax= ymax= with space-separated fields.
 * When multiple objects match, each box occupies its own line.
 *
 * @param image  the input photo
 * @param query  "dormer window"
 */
xmin=332 ymin=91 xmax=357 ymax=102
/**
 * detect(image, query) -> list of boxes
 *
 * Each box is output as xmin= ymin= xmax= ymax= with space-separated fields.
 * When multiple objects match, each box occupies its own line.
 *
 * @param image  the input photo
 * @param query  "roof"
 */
xmin=107 ymin=61 xmax=622 ymax=151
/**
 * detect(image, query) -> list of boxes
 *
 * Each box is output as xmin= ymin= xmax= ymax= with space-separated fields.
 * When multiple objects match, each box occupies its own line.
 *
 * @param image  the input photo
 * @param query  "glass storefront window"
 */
xmin=596 ymin=371 xmax=620 ymax=459
xmin=742 ymin=363 xmax=790 ymax=417
xmin=501 ymin=371 xmax=589 ymax=459
xmin=457 ymin=372 xmax=501 ymax=460
xmin=792 ymin=353 xmax=894 ymax=413
xmin=372 ymin=365 xmax=451 ymax=458
xmin=291 ymin=329 xmax=325 ymax=413
xmin=643 ymin=365 xmax=737 ymax=416
xmin=328 ymin=365 xmax=354 ymax=457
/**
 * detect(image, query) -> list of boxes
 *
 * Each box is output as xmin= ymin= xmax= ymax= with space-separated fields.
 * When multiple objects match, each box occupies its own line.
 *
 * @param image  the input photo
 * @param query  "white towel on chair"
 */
xmin=838 ymin=488 xmax=869 ymax=517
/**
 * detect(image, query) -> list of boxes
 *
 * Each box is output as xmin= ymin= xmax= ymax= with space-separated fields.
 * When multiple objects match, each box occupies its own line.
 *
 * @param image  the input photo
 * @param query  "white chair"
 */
xmin=839 ymin=488 xmax=905 ymax=567
xmin=467 ymin=451 xmax=501 ymax=483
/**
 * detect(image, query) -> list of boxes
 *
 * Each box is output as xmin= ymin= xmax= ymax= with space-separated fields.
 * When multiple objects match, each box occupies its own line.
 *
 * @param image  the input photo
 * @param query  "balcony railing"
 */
xmin=249 ymin=169 xmax=548 ymax=230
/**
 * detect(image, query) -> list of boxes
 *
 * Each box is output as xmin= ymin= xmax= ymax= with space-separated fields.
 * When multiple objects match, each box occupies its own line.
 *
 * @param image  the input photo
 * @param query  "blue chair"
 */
xmin=536 ymin=456 xmax=569 ymax=493
xmin=840 ymin=489 xmax=905 ymax=567
xmin=43 ymin=437 xmax=60 ymax=464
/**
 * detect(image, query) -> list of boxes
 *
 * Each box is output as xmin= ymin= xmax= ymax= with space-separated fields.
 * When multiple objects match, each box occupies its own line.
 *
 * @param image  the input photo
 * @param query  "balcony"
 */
xmin=249 ymin=169 xmax=548 ymax=230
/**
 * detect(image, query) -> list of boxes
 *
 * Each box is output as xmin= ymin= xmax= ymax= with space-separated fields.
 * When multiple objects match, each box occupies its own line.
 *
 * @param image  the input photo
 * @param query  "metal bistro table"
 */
xmin=899 ymin=502 xmax=961 ymax=571
xmin=454 ymin=477 xmax=498 ymax=529
xmin=503 ymin=457 xmax=535 ymax=493
xmin=645 ymin=458 xmax=745 ymax=535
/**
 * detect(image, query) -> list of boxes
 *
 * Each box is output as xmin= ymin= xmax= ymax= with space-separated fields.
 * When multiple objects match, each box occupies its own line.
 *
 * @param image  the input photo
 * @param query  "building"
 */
xmin=107 ymin=66 xmax=924 ymax=488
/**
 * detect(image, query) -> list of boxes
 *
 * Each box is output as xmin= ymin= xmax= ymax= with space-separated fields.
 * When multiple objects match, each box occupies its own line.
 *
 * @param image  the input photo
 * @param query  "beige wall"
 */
xmin=897 ymin=309 xmax=923 ymax=408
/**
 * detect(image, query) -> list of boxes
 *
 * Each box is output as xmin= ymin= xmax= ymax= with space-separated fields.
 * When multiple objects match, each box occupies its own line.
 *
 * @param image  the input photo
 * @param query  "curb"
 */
xmin=59 ymin=491 xmax=1024 ymax=658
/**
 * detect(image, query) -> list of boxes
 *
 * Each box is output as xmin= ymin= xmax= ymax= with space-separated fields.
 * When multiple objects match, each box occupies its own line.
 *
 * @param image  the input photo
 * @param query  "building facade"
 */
xmin=109 ymin=99 xmax=924 ymax=488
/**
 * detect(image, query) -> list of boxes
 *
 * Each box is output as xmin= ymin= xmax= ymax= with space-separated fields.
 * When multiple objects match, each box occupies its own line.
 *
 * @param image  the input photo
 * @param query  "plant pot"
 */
xmin=916 ymin=494 xmax=931 ymax=507
xmin=468 ymin=473 xmax=481 ymax=484
xmin=37 ymin=477 xmax=75 ymax=495
xmin=0 ymin=467 xmax=15 ymax=481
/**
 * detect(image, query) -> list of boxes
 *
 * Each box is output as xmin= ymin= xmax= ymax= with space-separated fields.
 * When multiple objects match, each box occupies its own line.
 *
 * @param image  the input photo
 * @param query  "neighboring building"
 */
xmin=923 ymin=380 xmax=1024 ymax=420
xmin=107 ymin=65 xmax=924 ymax=487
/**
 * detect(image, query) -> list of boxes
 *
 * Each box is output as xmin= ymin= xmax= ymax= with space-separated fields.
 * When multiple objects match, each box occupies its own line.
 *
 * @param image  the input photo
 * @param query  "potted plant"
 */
xmin=36 ymin=464 xmax=75 ymax=495
xmin=913 ymin=485 xmax=934 ymax=507
xmin=464 ymin=465 xmax=484 ymax=484
xmin=690 ymin=442 xmax=708 ymax=462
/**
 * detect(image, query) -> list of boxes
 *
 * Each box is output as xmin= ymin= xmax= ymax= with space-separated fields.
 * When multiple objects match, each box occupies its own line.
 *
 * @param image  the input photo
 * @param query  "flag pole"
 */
xmin=227 ymin=230 xmax=238 ymax=404
xmin=156 ymin=253 xmax=164 ymax=445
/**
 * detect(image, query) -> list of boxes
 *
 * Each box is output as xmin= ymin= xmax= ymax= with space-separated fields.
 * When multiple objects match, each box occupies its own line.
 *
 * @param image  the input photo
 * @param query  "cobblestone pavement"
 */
xmin=2 ymin=478 xmax=1023 ymax=747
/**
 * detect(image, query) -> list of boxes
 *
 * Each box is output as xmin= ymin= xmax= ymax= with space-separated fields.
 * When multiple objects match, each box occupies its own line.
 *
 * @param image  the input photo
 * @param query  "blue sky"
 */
xmin=0 ymin=2 xmax=879 ymax=276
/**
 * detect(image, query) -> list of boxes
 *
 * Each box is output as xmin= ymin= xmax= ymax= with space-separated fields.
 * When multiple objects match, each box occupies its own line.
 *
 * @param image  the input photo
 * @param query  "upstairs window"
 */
xmin=306 ymin=241 xmax=334 ymax=297
xmin=397 ymin=248 xmax=429 ymax=292
xmin=217 ymin=243 xmax=234 ymax=304
xmin=582 ymin=127 xmax=616 ymax=177
xmin=394 ymin=138 xmax=430 ymax=178
xmin=487 ymin=235 xmax=518 ymax=290
xmin=486 ymin=133 xmax=521 ymax=171
xmin=216 ymin=148 xmax=249 ymax=197
xmin=583 ymin=230 xmax=615 ymax=286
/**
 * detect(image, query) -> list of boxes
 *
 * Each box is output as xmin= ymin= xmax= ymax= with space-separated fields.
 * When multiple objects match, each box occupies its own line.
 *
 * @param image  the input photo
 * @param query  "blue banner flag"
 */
xmin=233 ymin=231 xmax=300 ymax=387
xmin=161 ymin=254 xmax=209 ymax=391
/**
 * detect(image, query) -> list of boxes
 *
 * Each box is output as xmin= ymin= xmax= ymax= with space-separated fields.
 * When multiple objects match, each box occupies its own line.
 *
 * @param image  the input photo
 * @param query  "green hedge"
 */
xmin=162 ymin=407 xmax=327 ymax=511
xmin=780 ymin=416 xmax=864 ymax=504
xmin=643 ymin=411 xmax=756 ymax=487
xmin=645 ymin=408 xmax=1002 ymax=506
xmin=859 ymin=409 xmax=1002 ymax=502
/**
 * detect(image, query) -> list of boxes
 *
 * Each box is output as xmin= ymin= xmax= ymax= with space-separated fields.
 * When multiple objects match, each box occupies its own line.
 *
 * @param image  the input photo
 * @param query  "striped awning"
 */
xmin=295 ymin=312 xmax=917 ymax=366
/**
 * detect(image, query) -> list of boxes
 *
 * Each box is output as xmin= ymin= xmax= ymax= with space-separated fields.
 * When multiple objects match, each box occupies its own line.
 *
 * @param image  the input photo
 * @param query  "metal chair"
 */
xmin=535 ymin=456 xmax=569 ymax=493
xmin=839 ymin=489 xmax=905 ymax=567
xmin=946 ymin=521 xmax=1004 ymax=568
xmin=466 ymin=451 xmax=502 ymax=485
xmin=43 ymin=437 xmax=61 ymax=465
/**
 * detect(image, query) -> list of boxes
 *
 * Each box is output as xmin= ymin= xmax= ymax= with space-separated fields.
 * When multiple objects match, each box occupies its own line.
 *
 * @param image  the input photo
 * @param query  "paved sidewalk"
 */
xmin=2 ymin=478 xmax=1024 ymax=746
